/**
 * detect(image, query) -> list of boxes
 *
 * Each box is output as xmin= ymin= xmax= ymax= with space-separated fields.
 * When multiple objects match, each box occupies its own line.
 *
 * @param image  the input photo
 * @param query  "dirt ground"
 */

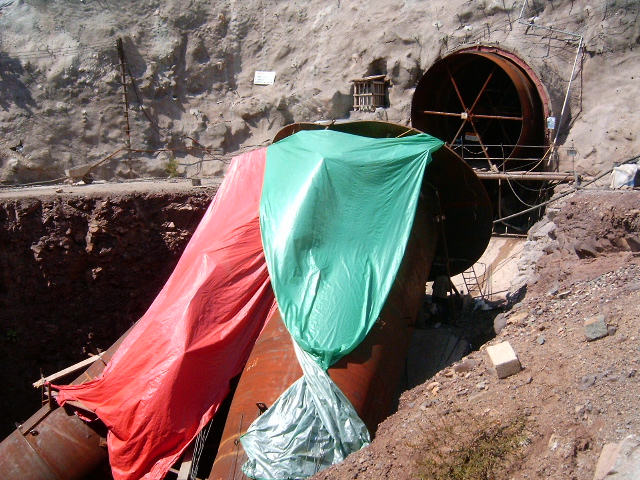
xmin=313 ymin=188 xmax=640 ymax=480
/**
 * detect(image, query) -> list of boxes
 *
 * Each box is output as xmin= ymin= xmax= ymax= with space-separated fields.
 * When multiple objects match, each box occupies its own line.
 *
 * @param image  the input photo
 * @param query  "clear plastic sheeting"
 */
xmin=241 ymin=342 xmax=370 ymax=480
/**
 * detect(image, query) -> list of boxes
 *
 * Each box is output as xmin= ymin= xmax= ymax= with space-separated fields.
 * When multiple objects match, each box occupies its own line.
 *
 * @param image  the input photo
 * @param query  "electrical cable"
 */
xmin=508 ymin=179 xmax=559 ymax=193
xmin=504 ymin=176 xmax=538 ymax=208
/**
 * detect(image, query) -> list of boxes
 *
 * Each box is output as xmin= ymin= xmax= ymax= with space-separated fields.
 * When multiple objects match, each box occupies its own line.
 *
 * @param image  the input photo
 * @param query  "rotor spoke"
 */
xmin=467 ymin=117 xmax=497 ymax=171
xmin=450 ymin=117 xmax=469 ymax=150
xmin=421 ymin=110 xmax=466 ymax=118
xmin=468 ymin=67 xmax=496 ymax=115
xmin=472 ymin=113 xmax=523 ymax=121
xmin=446 ymin=66 xmax=468 ymax=112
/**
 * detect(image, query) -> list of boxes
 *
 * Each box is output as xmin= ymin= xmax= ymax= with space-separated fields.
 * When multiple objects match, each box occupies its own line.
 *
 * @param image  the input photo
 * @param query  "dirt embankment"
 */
xmin=313 ymin=189 xmax=640 ymax=480
xmin=0 ymin=187 xmax=217 ymax=438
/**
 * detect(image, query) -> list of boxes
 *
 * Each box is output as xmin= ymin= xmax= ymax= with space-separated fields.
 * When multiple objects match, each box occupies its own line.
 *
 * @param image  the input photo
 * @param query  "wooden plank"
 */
xmin=177 ymin=442 xmax=196 ymax=480
xmin=33 ymin=352 xmax=105 ymax=388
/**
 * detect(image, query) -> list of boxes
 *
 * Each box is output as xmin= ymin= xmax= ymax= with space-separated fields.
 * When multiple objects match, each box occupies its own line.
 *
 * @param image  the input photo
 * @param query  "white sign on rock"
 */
xmin=254 ymin=71 xmax=276 ymax=85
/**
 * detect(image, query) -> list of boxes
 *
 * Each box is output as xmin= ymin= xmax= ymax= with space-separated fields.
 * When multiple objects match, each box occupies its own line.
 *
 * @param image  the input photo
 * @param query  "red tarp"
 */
xmin=54 ymin=148 xmax=275 ymax=480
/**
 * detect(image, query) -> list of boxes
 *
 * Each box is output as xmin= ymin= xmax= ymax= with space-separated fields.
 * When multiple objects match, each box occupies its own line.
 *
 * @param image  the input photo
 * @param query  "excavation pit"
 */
xmin=0 ymin=181 xmax=218 ymax=439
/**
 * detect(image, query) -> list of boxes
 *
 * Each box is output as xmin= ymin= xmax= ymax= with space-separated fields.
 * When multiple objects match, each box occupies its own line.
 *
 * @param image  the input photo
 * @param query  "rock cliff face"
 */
xmin=1 ymin=0 xmax=639 ymax=183
xmin=0 ymin=188 xmax=215 ymax=437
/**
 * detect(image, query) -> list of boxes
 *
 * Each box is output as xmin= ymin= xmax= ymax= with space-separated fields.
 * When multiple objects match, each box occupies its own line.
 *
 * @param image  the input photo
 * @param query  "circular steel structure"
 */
xmin=411 ymin=48 xmax=548 ymax=172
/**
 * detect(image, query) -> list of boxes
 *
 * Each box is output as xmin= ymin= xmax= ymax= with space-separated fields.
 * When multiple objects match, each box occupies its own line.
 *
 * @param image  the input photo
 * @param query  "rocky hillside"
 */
xmin=1 ymin=0 xmax=639 ymax=183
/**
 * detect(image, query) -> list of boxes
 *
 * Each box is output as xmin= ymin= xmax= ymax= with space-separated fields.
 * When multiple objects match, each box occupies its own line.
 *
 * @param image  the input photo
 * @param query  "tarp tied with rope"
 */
xmin=54 ymin=149 xmax=276 ymax=480
xmin=53 ymin=130 xmax=444 ymax=480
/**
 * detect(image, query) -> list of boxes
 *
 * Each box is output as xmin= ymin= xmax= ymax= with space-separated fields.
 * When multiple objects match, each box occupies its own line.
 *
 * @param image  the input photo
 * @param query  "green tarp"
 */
xmin=242 ymin=130 xmax=444 ymax=479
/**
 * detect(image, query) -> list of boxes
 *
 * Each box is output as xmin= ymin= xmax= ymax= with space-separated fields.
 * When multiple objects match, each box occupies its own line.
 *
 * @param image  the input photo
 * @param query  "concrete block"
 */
xmin=486 ymin=341 xmax=521 ymax=379
xmin=585 ymin=314 xmax=608 ymax=341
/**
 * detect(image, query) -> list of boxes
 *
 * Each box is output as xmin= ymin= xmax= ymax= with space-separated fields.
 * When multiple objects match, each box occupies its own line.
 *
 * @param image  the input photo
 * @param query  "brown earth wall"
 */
xmin=0 ymin=190 xmax=216 ymax=438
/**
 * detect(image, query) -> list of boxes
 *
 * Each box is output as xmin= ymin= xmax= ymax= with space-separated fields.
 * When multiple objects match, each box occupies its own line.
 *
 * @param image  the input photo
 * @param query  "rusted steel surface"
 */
xmin=208 ymin=310 xmax=303 ymax=480
xmin=272 ymin=120 xmax=420 ymax=143
xmin=459 ymin=45 xmax=552 ymax=123
xmin=0 ymin=405 xmax=110 ymax=480
xmin=421 ymin=145 xmax=493 ymax=279
xmin=411 ymin=49 xmax=546 ymax=169
xmin=0 ymin=326 xmax=132 ymax=480
xmin=328 ymin=192 xmax=438 ymax=432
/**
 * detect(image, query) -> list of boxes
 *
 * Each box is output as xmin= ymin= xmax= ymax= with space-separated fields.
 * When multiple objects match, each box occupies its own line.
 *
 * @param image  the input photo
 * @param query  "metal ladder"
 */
xmin=461 ymin=263 xmax=491 ymax=301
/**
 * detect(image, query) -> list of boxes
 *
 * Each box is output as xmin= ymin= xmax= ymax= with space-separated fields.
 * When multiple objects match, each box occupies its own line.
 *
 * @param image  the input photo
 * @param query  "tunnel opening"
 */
xmin=411 ymin=47 xmax=552 ymax=232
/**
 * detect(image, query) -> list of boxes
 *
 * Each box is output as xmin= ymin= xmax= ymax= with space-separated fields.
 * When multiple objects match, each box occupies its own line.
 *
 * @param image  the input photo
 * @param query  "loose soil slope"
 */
xmin=313 ymin=189 xmax=640 ymax=480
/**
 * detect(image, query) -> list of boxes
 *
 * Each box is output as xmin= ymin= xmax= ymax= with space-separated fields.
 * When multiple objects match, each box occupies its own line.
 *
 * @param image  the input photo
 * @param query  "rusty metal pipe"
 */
xmin=411 ymin=49 xmax=546 ymax=165
xmin=422 ymin=110 xmax=468 ymax=118
xmin=471 ymin=114 xmax=524 ymax=121
xmin=0 ymin=121 xmax=493 ymax=480
xmin=208 ymin=186 xmax=440 ymax=480
xmin=421 ymin=111 xmax=523 ymax=122
xmin=476 ymin=172 xmax=576 ymax=181
xmin=0 ymin=328 xmax=133 ymax=480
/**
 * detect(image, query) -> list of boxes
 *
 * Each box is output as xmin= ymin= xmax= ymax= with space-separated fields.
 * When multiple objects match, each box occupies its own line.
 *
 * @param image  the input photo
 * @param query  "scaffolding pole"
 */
xmin=116 ymin=38 xmax=133 ymax=170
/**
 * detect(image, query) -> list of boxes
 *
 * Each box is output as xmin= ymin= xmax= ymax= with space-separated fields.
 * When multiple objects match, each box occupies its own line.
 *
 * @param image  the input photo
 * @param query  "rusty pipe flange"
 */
xmin=455 ymin=45 xmax=552 ymax=122
xmin=272 ymin=120 xmax=421 ymax=143
xmin=411 ymin=50 xmax=546 ymax=171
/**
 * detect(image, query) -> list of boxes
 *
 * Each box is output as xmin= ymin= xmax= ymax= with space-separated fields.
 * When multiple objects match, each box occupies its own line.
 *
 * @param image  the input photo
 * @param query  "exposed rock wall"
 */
xmin=0 ymin=189 xmax=215 ymax=438
xmin=1 ymin=0 xmax=639 ymax=183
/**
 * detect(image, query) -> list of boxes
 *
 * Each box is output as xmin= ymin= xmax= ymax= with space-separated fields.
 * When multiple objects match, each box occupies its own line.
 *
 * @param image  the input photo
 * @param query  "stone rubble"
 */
xmin=312 ymin=190 xmax=640 ymax=480
xmin=584 ymin=314 xmax=609 ymax=342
